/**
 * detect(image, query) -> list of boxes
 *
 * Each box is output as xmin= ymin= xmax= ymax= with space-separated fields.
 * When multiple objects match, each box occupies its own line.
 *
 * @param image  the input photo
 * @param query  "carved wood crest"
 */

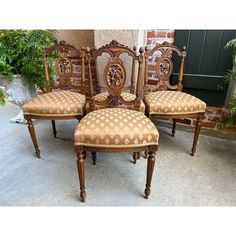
xmin=55 ymin=56 xmax=73 ymax=79
xmin=104 ymin=58 xmax=126 ymax=92
xmin=156 ymin=57 xmax=173 ymax=80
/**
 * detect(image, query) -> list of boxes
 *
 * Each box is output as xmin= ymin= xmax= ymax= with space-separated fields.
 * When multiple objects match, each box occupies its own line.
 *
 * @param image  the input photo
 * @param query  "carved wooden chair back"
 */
xmin=144 ymin=42 xmax=186 ymax=93
xmin=42 ymin=41 xmax=87 ymax=95
xmin=88 ymin=40 xmax=144 ymax=111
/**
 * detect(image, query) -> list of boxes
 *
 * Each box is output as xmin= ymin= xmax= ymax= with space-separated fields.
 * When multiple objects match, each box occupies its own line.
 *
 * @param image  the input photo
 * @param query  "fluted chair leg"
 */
xmin=144 ymin=150 xmax=156 ymax=199
xmin=77 ymin=151 xmax=86 ymax=202
xmin=26 ymin=117 xmax=41 ymax=158
xmin=191 ymin=115 xmax=202 ymax=156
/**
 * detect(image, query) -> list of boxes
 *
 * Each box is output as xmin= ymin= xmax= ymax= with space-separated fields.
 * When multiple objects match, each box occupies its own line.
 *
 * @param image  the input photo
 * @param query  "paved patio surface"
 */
xmin=0 ymin=102 xmax=235 ymax=206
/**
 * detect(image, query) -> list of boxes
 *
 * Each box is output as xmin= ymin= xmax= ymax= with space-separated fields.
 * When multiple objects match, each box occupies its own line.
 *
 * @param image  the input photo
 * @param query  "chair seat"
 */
xmin=144 ymin=91 xmax=206 ymax=115
xmin=85 ymin=92 xmax=145 ymax=114
xmin=74 ymin=108 xmax=159 ymax=148
xmin=23 ymin=91 xmax=86 ymax=117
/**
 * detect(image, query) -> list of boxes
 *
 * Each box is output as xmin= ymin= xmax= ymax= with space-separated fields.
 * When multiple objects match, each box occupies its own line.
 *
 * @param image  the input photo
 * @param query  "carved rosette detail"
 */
xmin=104 ymin=61 xmax=126 ymax=92
xmin=156 ymin=57 xmax=173 ymax=80
xmin=56 ymin=57 xmax=73 ymax=79
xmin=108 ymin=94 xmax=122 ymax=107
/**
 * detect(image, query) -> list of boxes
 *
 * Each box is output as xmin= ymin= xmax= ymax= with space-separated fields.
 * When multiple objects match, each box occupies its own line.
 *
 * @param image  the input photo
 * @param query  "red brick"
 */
xmin=156 ymin=32 xmax=167 ymax=38
xmin=167 ymin=32 xmax=175 ymax=38
xmin=147 ymin=31 xmax=157 ymax=38
xmin=223 ymin=126 xmax=236 ymax=132
xmin=148 ymin=64 xmax=156 ymax=71
xmin=201 ymin=122 xmax=216 ymax=129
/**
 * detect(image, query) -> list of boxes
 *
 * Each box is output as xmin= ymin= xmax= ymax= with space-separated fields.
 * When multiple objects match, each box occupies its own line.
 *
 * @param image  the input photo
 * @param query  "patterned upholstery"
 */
xmin=74 ymin=108 xmax=159 ymax=148
xmin=144 ymin=91 xmax=206 ymax=115
xmin=23 ymin=91 xmax=86 ymax=116
xmin=85 ymin=92 xmax=145 ymax=114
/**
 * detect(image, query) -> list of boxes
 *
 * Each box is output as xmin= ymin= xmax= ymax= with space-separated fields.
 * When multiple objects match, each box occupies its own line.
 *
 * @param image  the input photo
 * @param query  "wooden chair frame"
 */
xmin=144 ymin=43 xmax=205 ymax=156
xmin=93 ymin=40 xmax=139 ymax=95
xmin=24 ymin=42 xmax=90 ymax=158
xmin=74 ymin=40 xmax=158 ymax=202
xmin=89 ymin=40 xmax=145 ymax=163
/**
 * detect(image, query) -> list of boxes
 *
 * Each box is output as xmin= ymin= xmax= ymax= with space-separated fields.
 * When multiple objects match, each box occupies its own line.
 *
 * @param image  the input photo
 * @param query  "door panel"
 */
xmin=172 ymin=30 xmax=236 ymax=107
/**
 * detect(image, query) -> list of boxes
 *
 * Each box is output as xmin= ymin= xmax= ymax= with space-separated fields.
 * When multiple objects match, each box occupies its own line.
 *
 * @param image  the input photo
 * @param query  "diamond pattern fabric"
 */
xmin=74 ymin=108 xmax=159 ymax=148
xmin=23 ymin=91 xmax=86 ymax=116
xmin=144 ymin=91 xmax=206 ymax=115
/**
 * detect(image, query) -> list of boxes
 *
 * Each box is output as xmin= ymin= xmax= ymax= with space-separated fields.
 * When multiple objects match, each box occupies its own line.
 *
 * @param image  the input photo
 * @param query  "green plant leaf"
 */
xmin=0 ymin=88 xmax=5 ymax=106
xmin=0 ymin=30 xmax=56 ymax=90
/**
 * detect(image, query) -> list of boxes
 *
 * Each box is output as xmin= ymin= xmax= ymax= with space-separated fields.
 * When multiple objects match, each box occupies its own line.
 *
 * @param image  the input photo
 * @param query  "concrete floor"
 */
xmin=0 ymin=102 xmax=236 ymax=206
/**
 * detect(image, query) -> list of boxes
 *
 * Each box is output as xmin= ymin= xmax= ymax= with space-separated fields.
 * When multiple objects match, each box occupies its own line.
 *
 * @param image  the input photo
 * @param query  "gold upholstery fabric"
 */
xmin=74 ymin=108 xmax=159 ymax=148
xmin=23 ymin=91 xmax=86 ymax=117
xmin=85 ymin=92 xmax=145 ymax=114
xmin=144 ymin=91 xmax=206 ymax=115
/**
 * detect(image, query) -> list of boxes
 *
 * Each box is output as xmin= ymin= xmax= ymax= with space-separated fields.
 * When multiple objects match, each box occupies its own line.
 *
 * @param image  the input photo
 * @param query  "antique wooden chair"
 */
xmin=74 ymin=42 xmax=159 ymax=202
xmin=85 ymin=41 xmax=146 ymax=163
xmin=23 ymin=42 xmax=89 ymax=158
xmin=143 ymin=42 xmax=206 ymax=156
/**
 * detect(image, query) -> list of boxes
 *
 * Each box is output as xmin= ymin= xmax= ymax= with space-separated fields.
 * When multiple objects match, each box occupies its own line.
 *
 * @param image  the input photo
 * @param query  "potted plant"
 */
xmin=218 ymin=38 xmax=236 ymax=127
xmin=0 ymin=30 xmax=56 ymax=123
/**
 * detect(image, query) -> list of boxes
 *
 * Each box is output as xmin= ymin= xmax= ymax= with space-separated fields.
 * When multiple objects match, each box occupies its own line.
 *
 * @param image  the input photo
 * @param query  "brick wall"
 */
xmin=146 ymin=29 xmax=175 ymax=83
xmin=146 ymin=29 xmax=236 ymax=133
xmin=146 ymin=29 xmax=175 ymax=47
xmin=175 ymin=106 xmax=236 ymax=133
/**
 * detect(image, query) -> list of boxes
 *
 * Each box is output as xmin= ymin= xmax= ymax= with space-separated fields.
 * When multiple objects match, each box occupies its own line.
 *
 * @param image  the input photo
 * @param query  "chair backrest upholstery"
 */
xmin=144 ymin=42 xmax=186 ymax=93
xmin=88 ymin=40 xmax=144 ymax=112
xmin=42 ymin=41 xmax=88 ymax=95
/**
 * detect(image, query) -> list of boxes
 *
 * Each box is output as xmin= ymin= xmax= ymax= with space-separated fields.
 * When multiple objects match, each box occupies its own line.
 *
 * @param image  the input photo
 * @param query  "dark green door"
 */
xmin=172 ymin=30 xmax=236 ymax=107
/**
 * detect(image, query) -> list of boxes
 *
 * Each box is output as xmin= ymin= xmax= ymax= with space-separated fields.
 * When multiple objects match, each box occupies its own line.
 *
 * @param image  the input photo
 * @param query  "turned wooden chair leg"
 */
xmin=51 ymin=120 xmax=57 ymax=138
xmin=26 ymin=117 xmax=41 ymax=158
xmin=144 ymin=150 xmax=148 ymax=159
xmin=191 ymin=115 xmax=202 ymax=156
xmin=144 ymin=150 xmax=156 ymax=199
xmin=172 ymin=119 xmax=176 ymax=137
xmin=77 ymin=151 xmax=86 ymax=202
xmin=91 ymin=151 xmax=97 ymax=165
